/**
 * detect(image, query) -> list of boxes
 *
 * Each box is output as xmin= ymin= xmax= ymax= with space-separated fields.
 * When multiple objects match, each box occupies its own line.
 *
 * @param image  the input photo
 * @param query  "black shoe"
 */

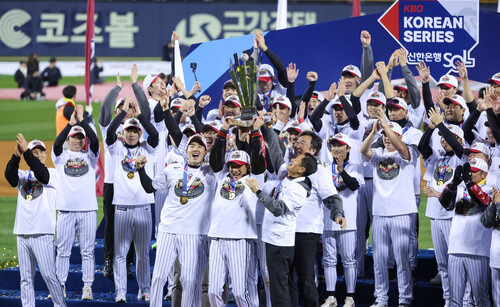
xmin=127 ymin=262 xmax=133 ymax=280
xmin=103 ymin=258 xmax=113 ymax=279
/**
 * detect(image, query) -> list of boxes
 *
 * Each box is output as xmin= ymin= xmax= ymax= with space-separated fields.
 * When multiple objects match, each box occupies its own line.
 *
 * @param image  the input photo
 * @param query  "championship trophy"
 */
xmin=229 ymin=49 xmax=260 ymax=127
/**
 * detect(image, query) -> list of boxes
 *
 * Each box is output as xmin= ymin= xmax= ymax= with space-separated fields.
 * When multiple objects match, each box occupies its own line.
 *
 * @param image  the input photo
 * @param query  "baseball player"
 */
xmin=5 ymin=135 xmax=66 ymax=307
xmin=136 ymin=134 xmax=216 ymax=307
xmin=106 ymin=98 xmax=159 ymax=302
xmin=361 ymin=117 xmax=417 ymax=307
xmin=52 ymin=105 xmax=99 ymax=300
xmin=98 ymin=73 xmax=140 ymax=279
xmin=481 ymin=188 xmax=500 ymax=307
xmin=207 ymin=115 xmax=267 ymax=306
xmin=378 ymin=61 xmax=423 ymax=274
xmin=322 ymin=133 xmax=364 ymax=307
xmin=419 ymin=109 xmax=466 ymax=305
xmin=439 ymin=160 xmax=492 ymax=307
xmin=244 ymin=153 xmax=318 ymax=306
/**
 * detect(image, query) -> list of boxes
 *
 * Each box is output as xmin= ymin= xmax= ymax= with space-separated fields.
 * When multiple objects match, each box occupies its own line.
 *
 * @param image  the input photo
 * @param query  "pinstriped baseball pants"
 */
xmin=56 ymin=210 xmax=96 ymax=287
xmin=18 ymin=234 xmax=66 ymax=307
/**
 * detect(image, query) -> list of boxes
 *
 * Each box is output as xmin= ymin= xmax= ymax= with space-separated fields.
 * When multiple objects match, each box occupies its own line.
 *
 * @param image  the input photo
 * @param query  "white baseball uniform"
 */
xmin=207 ymin=170 xmax=264 ymax=306
xmin=323 ymin=160 xmax=364 ymax=295
xmin=369 ymin=147 xmax=417 ymax=306
xmin=52 ymin=146 xmax=98 ymax=289
xmin=149 ymin=162 xmax=216 ymax=307
xmin=108 ymin=138 xmax=156 ymax=298
xmin=11 ymin=162 xmax=66 ymax=307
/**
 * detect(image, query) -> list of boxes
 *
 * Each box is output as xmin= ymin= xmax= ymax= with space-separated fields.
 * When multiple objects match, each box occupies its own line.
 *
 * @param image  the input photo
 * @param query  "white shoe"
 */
xmin=81 ymin=285 xmax=93 ymax=300
xmin=321 ymin=296 xmax=338 ymax=307
xmin=137 ymin=289 xmax=150 ymax=301
xmin=115 ymin=292 xmax=127 ymax=303
xmin=344 ymin=296 xmax=355 ymax=307
xmin=369 ymin=303 xmax=387 ymax=307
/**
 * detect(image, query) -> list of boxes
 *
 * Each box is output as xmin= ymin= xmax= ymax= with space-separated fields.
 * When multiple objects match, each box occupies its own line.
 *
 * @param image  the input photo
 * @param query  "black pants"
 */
xmin=266 ymin=243 xmax=295 ymax=306
xmin=103 ymin=183 xmax=134 ymax=263
xmin=292 ymin=233 xmax=320 ymax=307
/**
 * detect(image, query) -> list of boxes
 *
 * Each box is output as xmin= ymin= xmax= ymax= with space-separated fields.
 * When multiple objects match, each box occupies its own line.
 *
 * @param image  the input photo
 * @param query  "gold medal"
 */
xmin=437 ymin=179 xmax=443 ymax=186
xmin=228 ymin=191 xmax=236 ymax=200
xmin=25 ymin=193 xmax=33 ymax=201
xmin=180 ymin=196 xmax=188 ymax=205
xmin=127 ymin=172 xmax=134 ymax=179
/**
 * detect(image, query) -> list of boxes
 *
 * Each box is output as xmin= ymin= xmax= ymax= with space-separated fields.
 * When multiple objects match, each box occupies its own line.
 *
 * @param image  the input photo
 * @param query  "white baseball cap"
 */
xmin=487 ymin=73 xmax=500 ymax=86
xmin=182 ymin=124 xmax=196 ymax=135
xmin=68 ymin=126 xmax=86 ymax=138
xmin=386 ymin=97 xmax=408 ymax=110
xmin=227 ymin=150 xmax=251 ymax=165
xmin=386 ymin=121 xmax=403 ymax=135
xmin=28 ymin=140 xmax=46 ymax=151
xmin=114 ymin=97 xmax=127 ymax=111
xmin=311 ymin=91 xmax=324 ymax=102
xmin=393 ymin=81 xmax=408 ymax=93
xmin=224 ymin=95 xmax=241 ymax=108
xmin=286 ymin=121 xmax=302 ymax=134
xmin=143 ymin=73 xmax=163 ymax=93
xmin=258 ymin=64 xmax=275 ymax=82
xmin=187 ymin=134 xmax=208 ymax=149
xmin=437 ymin=74 xmax=458 ymax=89
xmin=123 ymin=118 xmax=142 ymax=131
xmin=273 ymin=96 xmax=292 ymax=109
xmin=367 ymin=91 xmax=387 ymax=106
xmin=329 ymin=133 xmax=353 ymax=148
xmin=467 ymin=142 xmax=491 ymax=157
xmin=439 ymin=124 xmax=464 ymax=140
xmin=202 ymin=121 xmax=220 ymax=133
xmin=341 ymin=65 xmax=361 ymax=78
xmin=443 ymin=94 xmax=467 ymax=109
xmin=469 ymin=158 xmax=489 ymax=173
xmin=170 ymin=97 xmax=184 ymax=109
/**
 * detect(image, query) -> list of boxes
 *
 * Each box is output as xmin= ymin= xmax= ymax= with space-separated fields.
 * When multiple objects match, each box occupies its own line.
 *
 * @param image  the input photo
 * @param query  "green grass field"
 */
xmin=0 ymin=74 xmax=435 ymax=269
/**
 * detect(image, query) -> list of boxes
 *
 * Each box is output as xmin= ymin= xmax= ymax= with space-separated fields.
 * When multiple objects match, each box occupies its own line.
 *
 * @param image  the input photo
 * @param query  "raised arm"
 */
xmin=17 ymin=134 xmax=50 ymax=185
xmin=209 ymin=117 xmax=231 ymax=173
xmin=360 ymin=30 xmax=374 ymax=88
xmin=416 ymin=62 xmax=434 ymax=113
xmin=399 ymin=49 xmax=420 ymax=109
xmin=99 ymin=74 xmax=123 ymax=126
xmin=250 ymin=116 xmax=267 ymax=175
xmin=456 ymin=60 xmax=476 ymax=113
xmin=310 ymin=81 xmax=338 ymax=132
xmin=430 ymin=107 xmax=464 ymax=158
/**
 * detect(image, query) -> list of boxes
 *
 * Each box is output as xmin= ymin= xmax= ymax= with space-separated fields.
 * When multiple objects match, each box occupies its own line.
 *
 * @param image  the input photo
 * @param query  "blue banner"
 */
xmin=0 ymin=1 xmax=390 ymax=57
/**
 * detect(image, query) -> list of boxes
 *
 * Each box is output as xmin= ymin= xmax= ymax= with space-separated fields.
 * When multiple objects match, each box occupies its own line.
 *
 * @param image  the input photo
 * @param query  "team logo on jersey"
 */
xmin=433 ymin=164 xmax=453 ymax=185
xmin=21 ymin=180 xmax=43 ymax=201
xmin=64 ymin=157 xmax=89 ymax=177
xmin=376 ymin=158 xmax=400 ymax=180
xmin=121 ymin=156 xmax=137 ymax=173
xmin=174 ymin=177 xmax=205 ymax=200
xmin=220 ymin=178 xmax=245 ymax=200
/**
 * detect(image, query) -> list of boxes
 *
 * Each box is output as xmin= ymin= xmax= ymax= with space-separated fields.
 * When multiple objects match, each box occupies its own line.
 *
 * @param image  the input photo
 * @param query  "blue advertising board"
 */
xmin=0 ymin=1 xmax=390 ymax=57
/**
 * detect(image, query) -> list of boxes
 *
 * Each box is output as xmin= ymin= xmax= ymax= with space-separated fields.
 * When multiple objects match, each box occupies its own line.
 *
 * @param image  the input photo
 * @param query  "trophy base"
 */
xmin=230 ymin=118 xmax=253 ymax=128
xmin=231 ymin=107 xmax=256 ymax=128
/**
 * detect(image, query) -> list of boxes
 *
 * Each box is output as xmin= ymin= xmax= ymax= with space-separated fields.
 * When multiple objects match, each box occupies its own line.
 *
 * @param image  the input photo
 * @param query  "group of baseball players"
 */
xmin=5 ymin=29 xmax=500 ymax=307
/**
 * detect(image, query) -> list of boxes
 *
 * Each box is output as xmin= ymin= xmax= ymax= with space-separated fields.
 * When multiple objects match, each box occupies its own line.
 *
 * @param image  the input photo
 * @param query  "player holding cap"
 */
xmin=52 ymin=105 xmax=99 ymax=300
xmin=137 ymin=134 xmax=216 ymax=307
xmin=322 ymin=133 xmax=363 ymax=307
xmin=439 ymin=159 xmax=493 ymax=307
xmin=105 ymin=97 xmax=159 ymax=303
xmin=207 ymin=115 xmax=267 ymax=306
xmin=5 ymin=136 xmax=66 ymax=306
xmin=361 ymin=117 xmax=417 ymax=307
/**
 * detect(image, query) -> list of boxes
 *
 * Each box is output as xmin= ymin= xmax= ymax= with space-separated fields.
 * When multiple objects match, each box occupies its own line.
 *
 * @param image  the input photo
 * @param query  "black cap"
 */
xmin=50 ymin=56 xmax=56 ymax=62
